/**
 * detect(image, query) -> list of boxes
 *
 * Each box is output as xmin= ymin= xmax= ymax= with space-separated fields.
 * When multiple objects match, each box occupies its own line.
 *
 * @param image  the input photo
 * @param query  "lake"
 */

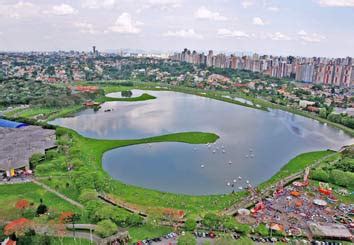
xmin=51 ymin=90 xmax=353 ymax=195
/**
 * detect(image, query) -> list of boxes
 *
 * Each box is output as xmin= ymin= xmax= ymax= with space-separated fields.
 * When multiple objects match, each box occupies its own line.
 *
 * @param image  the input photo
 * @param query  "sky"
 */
xmin=0 ymin=0 xmax=354 ymax=57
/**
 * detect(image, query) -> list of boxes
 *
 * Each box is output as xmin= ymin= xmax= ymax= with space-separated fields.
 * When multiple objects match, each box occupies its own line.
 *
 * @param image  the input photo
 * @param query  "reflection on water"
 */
xmin=51 ymin=90 xmax=353 ymax=195
xmin=106 ymin=89 xmax=144 ymax=99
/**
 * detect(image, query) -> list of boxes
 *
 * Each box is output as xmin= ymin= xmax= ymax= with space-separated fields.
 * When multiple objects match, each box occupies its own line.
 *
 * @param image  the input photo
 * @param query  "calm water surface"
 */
xmin=51 ymin=90 xmax=353 ymax=195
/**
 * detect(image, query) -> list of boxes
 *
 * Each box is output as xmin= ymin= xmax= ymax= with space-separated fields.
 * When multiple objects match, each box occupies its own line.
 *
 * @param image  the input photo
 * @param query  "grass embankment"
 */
xmin=258 ymin=150 xmax=335 ymax=190
xmin=0 ymin=183 xmax=83 ymax=222
xmin=4 ymin=105 xmax=84 ymax=122
xmin=40 ymin=128 xmax=248 ymax=217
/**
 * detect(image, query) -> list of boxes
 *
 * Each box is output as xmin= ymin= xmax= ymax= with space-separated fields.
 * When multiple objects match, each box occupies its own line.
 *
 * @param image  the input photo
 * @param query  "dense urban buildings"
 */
xmin=171 ymin=49 xmax=354 ymax=88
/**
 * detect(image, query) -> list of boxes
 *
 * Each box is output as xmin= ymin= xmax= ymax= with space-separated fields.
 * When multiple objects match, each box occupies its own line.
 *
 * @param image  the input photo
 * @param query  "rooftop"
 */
xmin=0 ymin=126 xmax=56 ymax=171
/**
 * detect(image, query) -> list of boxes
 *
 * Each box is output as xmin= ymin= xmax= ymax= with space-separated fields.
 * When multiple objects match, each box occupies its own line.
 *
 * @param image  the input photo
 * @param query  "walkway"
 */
xmin=98 ymin=193 xmax=147 ymax=217
xmin=32 ymin=179 xmax=84 ymax=209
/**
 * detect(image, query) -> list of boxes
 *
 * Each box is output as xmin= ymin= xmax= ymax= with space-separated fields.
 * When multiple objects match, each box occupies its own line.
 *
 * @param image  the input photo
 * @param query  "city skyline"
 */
xmin=0 ymin=0 xmax=354 ymax=57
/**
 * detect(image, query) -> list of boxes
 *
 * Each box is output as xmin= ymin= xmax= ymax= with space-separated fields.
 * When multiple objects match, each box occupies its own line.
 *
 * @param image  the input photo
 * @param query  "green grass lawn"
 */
xmin=0 ymin=183 xmax=84 ymax=222
xmin=128 ymin=225 xmax=172 ymax=242
xmin=98 ymin=93 xmax=156 ymax=103
xmin=4 ymin=105 xmax=84 ymax=122
xmin=258 ymin=150 xmax=335 ymax=189
xmin=50 ymin=237 xmax=92 ymax=245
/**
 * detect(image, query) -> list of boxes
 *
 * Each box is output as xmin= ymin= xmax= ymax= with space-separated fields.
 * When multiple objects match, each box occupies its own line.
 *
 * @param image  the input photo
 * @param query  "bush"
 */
xmin=255 ymin=224 xmax=269 ymax=236
xmin=111 ymin=210 xmax=129 ymax=226
xmin=94 ymin=206 xmax=115 ymax=222
xmin=84 ymin=200 xmax=103 ymax=222
xmin=126 ymin=214 xmax=144 ymax=226
xmin=203 ymin=213 xmax=221 ymax=230
xmin=310 ymin=169 xmax=330 ymax=182
xmin=29 ymin=153 xmax=45 ymax=169
xmin=177 ymin=233 xmax=196 ymax=245
xmin=330 ymin=169 xmax=354 ymax=188
xmin=327 ymin=113 xmax=342 ymax=124
xmin=184 ymin=218 xmax=197 ymax=231
xmin=234 ymin=222 xmax=250 ymax=235
xmin=78 ymin=189 xmax=98 ymax=203
xmin=45 ymin=150 xmax=58 ymax=160
xmin=95 ymin=220 xmax=117 ymax=238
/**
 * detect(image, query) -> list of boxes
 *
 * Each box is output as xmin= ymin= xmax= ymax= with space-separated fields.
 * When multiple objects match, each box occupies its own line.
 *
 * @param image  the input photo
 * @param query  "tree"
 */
xmin=121 ymin=90 xmax=133 ymax=98
xmin=94 ymin=206 xmax=115 ymax=222
xmin=327 ymin=113 xmax=342 ymax=124
xmin=95 ymin=220 xmax=117 ymax=238
xmin=177 ymin=233 xmax=196 ymax=245
xmin=184 ymin=218 xmax=197 ymax=231
xmin=319 ymin=108 xmax=327 ymax=119
xmin=29 ymin=153 xmax=45 ymax=169
xmin=126 ymin=214 xmax=143 ymax=227
xmin=36 ymin=199 xmax=48 ymax=215
xmin=341 ymin=116 xmax=354 ymax=129
xmin=58 ymin=212 xmax=74 ymax=224
xmin=4 ymin=218 xmax=33 ymax=237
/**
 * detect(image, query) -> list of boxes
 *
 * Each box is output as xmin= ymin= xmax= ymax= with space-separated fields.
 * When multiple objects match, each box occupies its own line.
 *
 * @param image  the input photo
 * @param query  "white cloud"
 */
xmin=45 ymin=4 xmax=77 ymax=16
xmin=107 ymin=13 xmax=143 ymax=34
xmin=268 ymin=32 xmax=292 ymax=41
xmin=241 ymin=0 xmax=254 ymax=8
xmin=0 ymin=1 xmax=40 ymax=19
xmin=163 ymin=29 xmax=203 ymax=39
xmin=298 ymin=30 xmax=326 ymax=42
xmin=267 ymin=6 xmax=279 ymax=11
xmin=145 ymin=0 xmax=182 ymax=9
xmin=297 ymin=30 xmax=307 ymax=36
xmin=74 ymin=22 xmax=97 ymax=34
xmin=253 ymin=17 xmax=265 ymax=26
xmin=81 ymin=0 xmax=116 ymax=9
xmin=317 ymin=0 xmax=354 ymax=7
xmin=194 ymin=6 xmax=227 ymax=21
xmin=217 ymin=28 xmax=249 ymax=38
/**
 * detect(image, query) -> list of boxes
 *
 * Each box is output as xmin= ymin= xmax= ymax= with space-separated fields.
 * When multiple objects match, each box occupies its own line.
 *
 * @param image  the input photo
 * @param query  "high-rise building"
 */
xmin=170 ymin=49 xmax=353 ymax=87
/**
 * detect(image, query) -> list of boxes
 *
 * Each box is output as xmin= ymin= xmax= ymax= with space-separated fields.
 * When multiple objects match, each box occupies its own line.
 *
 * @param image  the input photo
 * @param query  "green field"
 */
xmin=0 ymin=183 xmax=84 ymax=222
xmin=97 ymin=93 xmax=156 ymax=103
xmin=128 ymin=225 xmax=172 ymax=242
